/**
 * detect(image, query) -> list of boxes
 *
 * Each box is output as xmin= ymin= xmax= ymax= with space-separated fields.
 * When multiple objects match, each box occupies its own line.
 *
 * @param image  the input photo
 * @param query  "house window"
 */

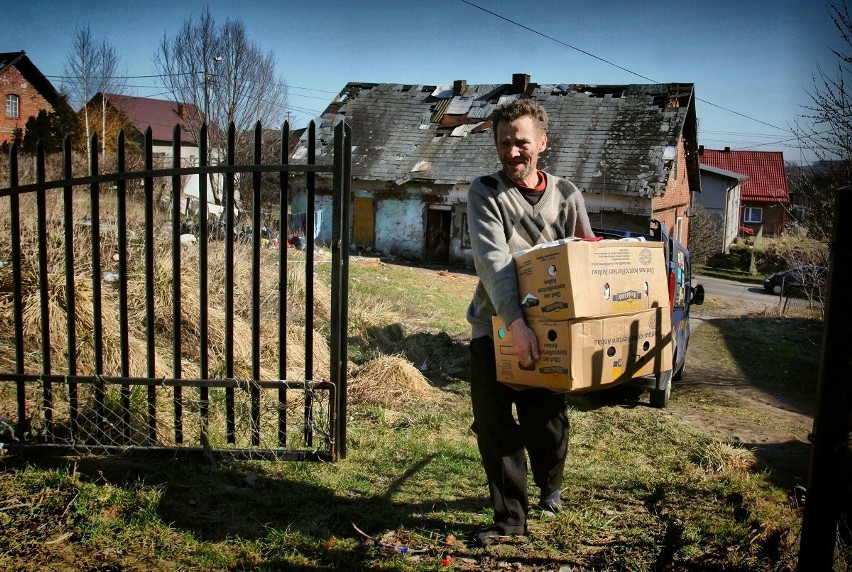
xmin=6 ymin=94 xmax=19 ymax=118
xmin=675 ymin=216 xmax=683 ymax=243
xmin=743 ymin=207 xmax=762 ymax=224
xmin=461 ymin=213 xmax=471 ymax=248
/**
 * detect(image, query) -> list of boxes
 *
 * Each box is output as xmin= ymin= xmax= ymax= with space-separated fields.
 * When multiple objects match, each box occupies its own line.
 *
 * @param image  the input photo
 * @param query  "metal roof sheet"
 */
xmin=699 ymin=149 xmax=788 ymax=203
xmin=104 ymin=93 xmax=201 ymax=144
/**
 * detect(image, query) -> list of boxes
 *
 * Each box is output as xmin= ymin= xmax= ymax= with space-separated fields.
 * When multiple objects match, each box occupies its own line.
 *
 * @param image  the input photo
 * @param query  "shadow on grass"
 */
xmin=693 ymin=315 xmax=822 ymax=416
xmin=352 ymin=324 xmax=470 ymax=390
xmin=747 ymin=439 xmax=812 ymax=491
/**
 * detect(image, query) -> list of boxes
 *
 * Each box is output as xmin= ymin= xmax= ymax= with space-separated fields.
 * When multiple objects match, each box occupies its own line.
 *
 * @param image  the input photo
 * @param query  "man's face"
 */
xmin=496 ymin=115 xmax=548 ymax=187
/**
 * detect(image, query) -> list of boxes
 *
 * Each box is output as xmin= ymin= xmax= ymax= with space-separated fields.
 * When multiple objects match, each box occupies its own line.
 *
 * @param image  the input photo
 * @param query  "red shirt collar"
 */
xmin=516 ymin=171 xmax=546 ymax=192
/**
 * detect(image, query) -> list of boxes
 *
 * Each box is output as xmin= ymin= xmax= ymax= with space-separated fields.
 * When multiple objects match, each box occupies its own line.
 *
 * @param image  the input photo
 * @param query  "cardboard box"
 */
xmin=491 ymin=307 xmax=672 ymax=392
xmin=513 ymin=239 xmax=669 ymax=320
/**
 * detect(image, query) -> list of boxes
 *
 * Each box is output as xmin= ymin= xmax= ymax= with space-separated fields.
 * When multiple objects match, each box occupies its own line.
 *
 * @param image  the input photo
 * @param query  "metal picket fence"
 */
xmin=0 ymin=119 xmax=352 ymax=461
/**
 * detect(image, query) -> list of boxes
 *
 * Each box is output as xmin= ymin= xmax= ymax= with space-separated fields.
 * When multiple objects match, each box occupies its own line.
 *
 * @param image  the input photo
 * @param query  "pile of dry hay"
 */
xmin=349 ymin=354 xmax=439 ymax=407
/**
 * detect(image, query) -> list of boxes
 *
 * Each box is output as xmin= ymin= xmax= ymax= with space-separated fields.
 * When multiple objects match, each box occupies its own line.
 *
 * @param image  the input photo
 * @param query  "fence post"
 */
xmin=798 ymin=186 xmax=852 ymax=569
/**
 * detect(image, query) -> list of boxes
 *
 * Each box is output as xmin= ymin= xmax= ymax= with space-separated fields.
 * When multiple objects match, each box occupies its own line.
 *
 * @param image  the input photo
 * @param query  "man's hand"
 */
xmin=508 ymin=318 xmax=539 ymax=369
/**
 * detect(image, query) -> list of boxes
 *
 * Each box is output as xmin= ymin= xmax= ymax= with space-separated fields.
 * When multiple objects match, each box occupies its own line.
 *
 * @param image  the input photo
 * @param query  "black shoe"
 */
xmin=536 ymin=491 xmax=562 ymax=517
xmin=536 ymin=499 xmax=562 ymax=517
xmin=471 ymin=522 xmax=528 ymax=546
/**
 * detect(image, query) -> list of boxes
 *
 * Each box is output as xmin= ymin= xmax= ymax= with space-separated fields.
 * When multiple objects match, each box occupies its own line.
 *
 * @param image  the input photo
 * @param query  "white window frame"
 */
xmin=743 ymin=207 xmax=762 ymax=224
xmin=6 ymin=94 xmax=19 ymax=119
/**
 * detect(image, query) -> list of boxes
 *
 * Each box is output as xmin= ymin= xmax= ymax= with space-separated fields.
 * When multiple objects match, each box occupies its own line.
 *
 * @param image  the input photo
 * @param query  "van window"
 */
xmin=673 ymin=249 xmax=687 ymax=309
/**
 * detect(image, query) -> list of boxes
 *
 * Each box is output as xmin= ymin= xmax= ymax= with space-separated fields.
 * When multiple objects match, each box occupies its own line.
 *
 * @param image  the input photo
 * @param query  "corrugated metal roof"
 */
xmin=104 ymin=94 xmax=201 ymax=144
xmin=698 ymin=149 xmax=788 ymax=203
xmin=445 ymin=96 xmax=475 ymax=115
xmin=292 ymin=81 xmax=697 ymax=195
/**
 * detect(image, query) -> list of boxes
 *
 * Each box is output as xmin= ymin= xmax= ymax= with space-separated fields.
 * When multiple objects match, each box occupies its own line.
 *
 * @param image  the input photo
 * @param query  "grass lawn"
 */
xmin=0 ymin=253 xmax=844 ymax=571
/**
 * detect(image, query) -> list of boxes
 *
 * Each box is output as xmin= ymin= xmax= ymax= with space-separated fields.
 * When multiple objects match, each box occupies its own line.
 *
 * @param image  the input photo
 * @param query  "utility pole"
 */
xmin=797 ymin=186 xmax=852 ymax=570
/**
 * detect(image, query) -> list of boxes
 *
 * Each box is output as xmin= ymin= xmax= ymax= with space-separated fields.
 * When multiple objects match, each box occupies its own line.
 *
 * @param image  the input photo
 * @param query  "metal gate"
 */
xmin=0 ymin=120 xmax=351 ymax=461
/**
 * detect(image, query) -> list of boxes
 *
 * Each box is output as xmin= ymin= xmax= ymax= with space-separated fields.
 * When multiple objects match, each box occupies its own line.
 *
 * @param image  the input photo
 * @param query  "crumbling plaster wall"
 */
xmin=375 ymin=196 xmax=425 ymax=258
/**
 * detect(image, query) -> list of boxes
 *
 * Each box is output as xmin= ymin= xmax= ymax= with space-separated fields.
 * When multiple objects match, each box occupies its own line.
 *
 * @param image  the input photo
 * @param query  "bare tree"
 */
xmin=686 ymin=201 xmax=722 ymax=266
xmin=96 ymin=42 xmax=125 ymax=156
xmin=63 ymin=24 xmax=125 ymax=160
xmin=153 ymin=6 xmax=288 ymax=207
xmin=63 ymin=24 xmax=99 ymax=158
xmin=791 ymin=1 xmax=852 ymax=240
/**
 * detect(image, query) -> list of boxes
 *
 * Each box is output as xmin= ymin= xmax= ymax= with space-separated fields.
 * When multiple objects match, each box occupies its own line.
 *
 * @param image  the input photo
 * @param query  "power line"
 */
xmin=460 ymin=0 xmax=795 ymax=136
xmin=459 ymin=0 xmax=658 ymax=84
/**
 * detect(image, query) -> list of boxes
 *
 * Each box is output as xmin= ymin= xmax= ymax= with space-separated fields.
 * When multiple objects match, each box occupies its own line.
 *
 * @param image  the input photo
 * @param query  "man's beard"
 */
xmin=503 ymin=160 xmax=533 ymax=184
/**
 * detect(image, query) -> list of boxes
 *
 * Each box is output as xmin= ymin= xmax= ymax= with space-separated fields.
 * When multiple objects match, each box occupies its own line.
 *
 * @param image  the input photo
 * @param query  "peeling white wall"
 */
xmin=375 ymin=197 xmax=425 ymax=258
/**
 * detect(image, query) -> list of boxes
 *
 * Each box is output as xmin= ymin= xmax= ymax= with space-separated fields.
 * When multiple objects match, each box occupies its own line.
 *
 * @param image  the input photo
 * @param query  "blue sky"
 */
xmin=4 ymin=0 xmax=838 ymax=164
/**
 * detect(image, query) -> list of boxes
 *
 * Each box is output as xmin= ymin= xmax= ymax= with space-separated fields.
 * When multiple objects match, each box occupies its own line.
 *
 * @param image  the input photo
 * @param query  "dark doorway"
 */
xmin=425 ymin=206 xmax=451 ymax=263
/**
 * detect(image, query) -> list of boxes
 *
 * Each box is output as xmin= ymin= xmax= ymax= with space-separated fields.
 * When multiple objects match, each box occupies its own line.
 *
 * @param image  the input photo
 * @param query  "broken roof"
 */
xmin=293 ymin=79 xmax=699 ymax=198
xmin=699 ymin=148 xmax=788 ymax=203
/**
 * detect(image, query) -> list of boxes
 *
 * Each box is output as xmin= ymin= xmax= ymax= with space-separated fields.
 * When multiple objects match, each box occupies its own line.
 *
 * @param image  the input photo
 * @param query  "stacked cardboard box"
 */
xmin=492 ymin=239 xmax=673 ymax=392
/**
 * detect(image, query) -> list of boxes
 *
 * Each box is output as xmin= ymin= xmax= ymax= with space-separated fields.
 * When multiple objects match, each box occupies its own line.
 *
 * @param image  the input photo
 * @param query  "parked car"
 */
xmin=763 ymin=265 xmax=827 ymax=296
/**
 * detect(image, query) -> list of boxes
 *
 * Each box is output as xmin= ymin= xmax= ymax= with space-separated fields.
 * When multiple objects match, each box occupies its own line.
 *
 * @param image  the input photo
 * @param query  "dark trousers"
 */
xmin=469 ymin=336 xmax=569 ymax=526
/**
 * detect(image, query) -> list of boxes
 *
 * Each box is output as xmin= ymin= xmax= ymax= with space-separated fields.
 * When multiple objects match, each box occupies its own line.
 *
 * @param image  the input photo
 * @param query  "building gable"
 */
xmin=0 ymin=51 xmax=72 ymax=143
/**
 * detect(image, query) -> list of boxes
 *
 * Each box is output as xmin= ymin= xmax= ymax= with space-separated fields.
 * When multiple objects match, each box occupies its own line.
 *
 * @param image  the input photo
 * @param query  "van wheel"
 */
xmin=650 ymin=373 xmax=672 ymax=408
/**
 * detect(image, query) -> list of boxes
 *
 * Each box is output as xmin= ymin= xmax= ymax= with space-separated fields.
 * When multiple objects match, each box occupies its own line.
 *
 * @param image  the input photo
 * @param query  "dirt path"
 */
xmin=660 ymin=303 xmax=816 ymax=486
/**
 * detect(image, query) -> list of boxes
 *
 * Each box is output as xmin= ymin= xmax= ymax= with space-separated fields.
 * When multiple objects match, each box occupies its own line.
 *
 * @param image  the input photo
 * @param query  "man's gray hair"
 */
xmin=491 ymin=99 xmax=548 ymax=143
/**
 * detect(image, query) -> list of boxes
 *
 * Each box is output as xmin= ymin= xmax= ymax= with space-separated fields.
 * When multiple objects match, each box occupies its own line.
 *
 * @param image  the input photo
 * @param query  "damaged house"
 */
xmin=289 ymin=74 xmax=700 ymax=265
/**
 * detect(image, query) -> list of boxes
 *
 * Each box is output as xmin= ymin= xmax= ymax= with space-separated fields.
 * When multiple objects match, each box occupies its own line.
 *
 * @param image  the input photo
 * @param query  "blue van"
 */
xmin=592 ymin=220 xmax=705 ymax=407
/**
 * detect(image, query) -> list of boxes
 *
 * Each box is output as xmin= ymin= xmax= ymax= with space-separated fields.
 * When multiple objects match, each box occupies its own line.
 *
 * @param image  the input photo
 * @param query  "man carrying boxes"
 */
xmin=465 ymin=99 xmax=594 ymax=546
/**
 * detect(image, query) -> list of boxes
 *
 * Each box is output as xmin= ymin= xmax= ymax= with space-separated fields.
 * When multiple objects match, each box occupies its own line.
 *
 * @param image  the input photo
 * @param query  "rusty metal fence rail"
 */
xmin=0 ymin=119 xmax=351 ymax=461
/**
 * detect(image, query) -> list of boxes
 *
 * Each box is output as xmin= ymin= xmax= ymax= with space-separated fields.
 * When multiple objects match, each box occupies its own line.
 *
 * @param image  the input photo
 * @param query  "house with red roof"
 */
xmin=1 ymin=51 xmax=74 ymax=146
xmin=698 ymin=147 xmax=789 ymax=237
xmin=86 ymin=93 xmax=224 ymax=217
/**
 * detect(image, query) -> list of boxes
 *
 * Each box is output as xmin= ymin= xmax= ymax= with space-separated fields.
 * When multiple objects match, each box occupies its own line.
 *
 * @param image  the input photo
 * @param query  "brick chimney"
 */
xmin=453 ymin=79 xmax=467 ymax=96
xmin=511 ymin=73 xmax=530 ymax=95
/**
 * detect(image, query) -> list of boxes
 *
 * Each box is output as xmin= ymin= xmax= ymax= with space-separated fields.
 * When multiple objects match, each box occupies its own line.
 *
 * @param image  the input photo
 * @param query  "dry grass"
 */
xmin=697 ymin=440 xmax=758 ymax=473
xmin=348 ymin=354 xmax=440 ymax=407
xmin=0 ymin=190 xmax=336 ymax=385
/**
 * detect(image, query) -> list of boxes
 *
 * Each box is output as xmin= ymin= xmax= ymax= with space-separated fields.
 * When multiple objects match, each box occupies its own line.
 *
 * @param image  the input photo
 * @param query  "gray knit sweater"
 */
xmin=466 ymin=170 xmax=593 ymax=340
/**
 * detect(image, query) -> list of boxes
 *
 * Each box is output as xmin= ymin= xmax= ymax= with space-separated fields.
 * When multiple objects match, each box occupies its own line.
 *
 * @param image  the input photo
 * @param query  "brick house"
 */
xmin=697 ymin=147 xmax=789 ymax=237
xmin=289 ymin=74 xmax=701 ymax=265
xmin=0 ymin=51 xmax=71 ymax=146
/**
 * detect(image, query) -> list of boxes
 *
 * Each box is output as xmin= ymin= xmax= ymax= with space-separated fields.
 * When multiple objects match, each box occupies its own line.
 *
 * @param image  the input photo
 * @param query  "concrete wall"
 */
xmin=697 ymin=171 xmax=742 ymax=253
xmin=696 ymin=174 xmax=729 ymax=211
